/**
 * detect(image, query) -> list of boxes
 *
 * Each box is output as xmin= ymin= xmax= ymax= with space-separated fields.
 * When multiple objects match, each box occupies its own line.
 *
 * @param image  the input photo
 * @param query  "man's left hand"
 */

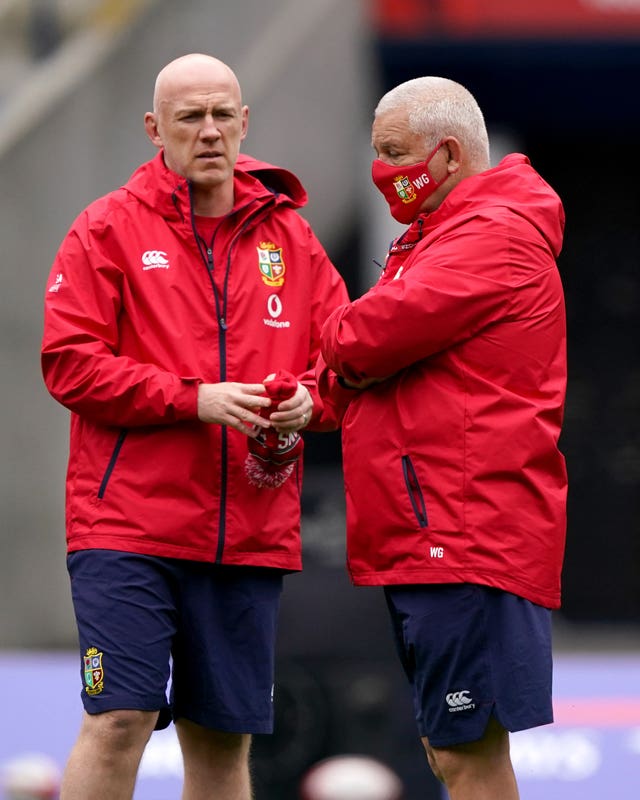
xmin=269 ymin=382 xmax=313 ymax=432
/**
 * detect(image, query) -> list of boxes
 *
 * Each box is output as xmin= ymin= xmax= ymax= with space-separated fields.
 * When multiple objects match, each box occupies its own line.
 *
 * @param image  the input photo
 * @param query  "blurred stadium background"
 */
xmin=1 ymin=1 xmax=639 ymax=798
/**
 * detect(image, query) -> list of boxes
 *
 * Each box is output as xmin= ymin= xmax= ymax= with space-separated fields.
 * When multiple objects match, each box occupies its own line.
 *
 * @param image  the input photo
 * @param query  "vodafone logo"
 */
xmin=267 ymin=294 xmax=282 ymax=318
xmin=142 ymin=250 xmax=170 ymax=270
xmin=264 ymin=293 xmax=290 ymax=329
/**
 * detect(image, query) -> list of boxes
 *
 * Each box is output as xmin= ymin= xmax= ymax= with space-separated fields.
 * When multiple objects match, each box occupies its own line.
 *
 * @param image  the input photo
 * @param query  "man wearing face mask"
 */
xmin=318 ymin=77 xmax=567 ymax=800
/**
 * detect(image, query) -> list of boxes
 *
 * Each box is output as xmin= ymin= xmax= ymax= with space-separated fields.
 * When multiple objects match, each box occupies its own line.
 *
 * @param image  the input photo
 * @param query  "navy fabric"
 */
xmin=68 ymin=550 xmax=283 ymax=733
xmin=384 ymin=583 xmax=553 ymax=747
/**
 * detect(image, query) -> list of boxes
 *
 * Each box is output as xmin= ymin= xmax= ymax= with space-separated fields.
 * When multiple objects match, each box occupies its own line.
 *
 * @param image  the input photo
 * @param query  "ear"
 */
xmin=144 ymin=112 xmax=162 ymax=149
xmin=240 ymin=105 xmax=249 ymax=142
xmin=443 ymin=137 xmax=462 ymax=174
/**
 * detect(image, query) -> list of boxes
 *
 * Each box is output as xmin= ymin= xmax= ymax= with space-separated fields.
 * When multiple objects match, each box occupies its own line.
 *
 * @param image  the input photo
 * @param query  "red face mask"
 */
xmin=371 ymin=142 xmax=448 ymax=224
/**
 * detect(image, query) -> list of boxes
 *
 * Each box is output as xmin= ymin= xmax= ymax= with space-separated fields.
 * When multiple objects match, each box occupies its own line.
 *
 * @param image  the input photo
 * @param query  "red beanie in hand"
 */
xmin=245 ymin=370 xmax=304 ymax=489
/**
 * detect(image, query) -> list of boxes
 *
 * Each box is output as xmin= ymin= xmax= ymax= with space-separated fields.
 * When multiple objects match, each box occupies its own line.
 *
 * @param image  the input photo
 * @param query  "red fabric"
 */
xmin=245 ymin=371 xmax=304 ymax=489
xmin=320 ymin=155 xmax=567 ymax=608
xmin=371 ymin=0 xmax=640 ymax=36
xmin=41 ymin=152 xmax=349 ymax=569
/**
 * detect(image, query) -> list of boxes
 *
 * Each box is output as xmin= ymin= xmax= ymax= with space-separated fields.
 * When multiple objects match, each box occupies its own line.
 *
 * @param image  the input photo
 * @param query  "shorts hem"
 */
xmin=422 ymin=713 xmax=555 ymax=747
xmin=82 ymin=698 xmax=168 ymax=716
xmin=174 ymin=710 xmax=274 ymax=735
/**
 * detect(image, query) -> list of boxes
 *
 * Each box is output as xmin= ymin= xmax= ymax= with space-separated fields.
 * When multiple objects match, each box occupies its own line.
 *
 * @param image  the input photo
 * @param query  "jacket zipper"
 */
xmin=191 ymin=195 xmax=276 ymax=563
xmin=98 ymin=429 xmax=128 ymax=499
xmin=203 ymin=244 xmax=229 ymax=563
xmin=401 ymin=454 xmax=428 ymax=528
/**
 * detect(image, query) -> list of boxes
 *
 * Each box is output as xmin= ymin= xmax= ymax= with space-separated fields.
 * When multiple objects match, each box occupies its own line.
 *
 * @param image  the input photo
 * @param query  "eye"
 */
xmin=378 ymin=147 xmax=403 ymax=163
xmin=377 ymin=141 xmax=402 ymax=158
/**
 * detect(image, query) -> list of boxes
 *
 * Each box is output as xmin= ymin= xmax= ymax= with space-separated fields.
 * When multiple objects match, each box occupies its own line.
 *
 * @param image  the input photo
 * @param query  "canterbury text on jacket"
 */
xmin=42 ymin=151 xmax=348 ymax=569
xmin=319 ymin=155 xmax=567 ymax=608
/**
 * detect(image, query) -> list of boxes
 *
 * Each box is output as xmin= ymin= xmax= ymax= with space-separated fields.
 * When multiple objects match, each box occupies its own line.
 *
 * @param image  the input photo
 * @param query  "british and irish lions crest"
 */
xmin=393 ymin=175 xmax=418 ymax=205
xmin=257 ymin=242 xmax=286 ymax=287
xmin=83 ymin=647 xmax=104 ymax=696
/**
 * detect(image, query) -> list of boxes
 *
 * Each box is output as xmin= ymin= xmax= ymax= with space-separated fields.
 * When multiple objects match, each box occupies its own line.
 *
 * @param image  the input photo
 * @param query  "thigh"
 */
xmin=384 ymin=583 xmax=553 ymax=747
xmin=485 ymin=586 xmax=553 ymax=733
xmin=67 ymin=550 xmax=176 ymax=721
xmin=171 ymin=564 xmax=283 ymax=734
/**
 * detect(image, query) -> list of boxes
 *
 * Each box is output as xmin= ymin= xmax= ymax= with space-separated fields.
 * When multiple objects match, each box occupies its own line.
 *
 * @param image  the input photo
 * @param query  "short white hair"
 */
xmin=375 ymin=77 xmax=490 ymax=167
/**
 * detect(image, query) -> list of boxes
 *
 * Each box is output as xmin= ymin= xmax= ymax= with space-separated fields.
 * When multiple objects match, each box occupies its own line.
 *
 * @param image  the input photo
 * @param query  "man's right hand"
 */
xmin=197 ymin=382 xmax=272 ymax=436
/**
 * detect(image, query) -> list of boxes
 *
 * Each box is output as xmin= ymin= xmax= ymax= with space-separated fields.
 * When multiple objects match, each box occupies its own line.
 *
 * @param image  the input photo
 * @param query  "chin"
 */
xmin=193 ymin=170 xmax=228 ymax=189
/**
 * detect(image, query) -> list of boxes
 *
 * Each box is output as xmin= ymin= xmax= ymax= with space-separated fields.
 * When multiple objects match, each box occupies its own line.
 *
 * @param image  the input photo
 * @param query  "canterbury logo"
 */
xmin=446 ymin=691 xmax=475 ymax=712
xmin=141 ymin=250 xmax=170 ymax=270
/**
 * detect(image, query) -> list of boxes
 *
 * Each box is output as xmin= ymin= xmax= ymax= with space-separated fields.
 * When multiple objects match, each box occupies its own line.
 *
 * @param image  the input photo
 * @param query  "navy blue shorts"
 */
xmin=384 ymin=584 xmax=553 ymax=747
xmin=67 ymin=550 xmax=283 ymax=734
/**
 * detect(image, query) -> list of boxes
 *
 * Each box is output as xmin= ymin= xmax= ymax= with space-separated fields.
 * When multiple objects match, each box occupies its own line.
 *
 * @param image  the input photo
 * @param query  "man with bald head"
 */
xmin=42 ymin=54 xmax=348 ymax=799
xmin=319 ymin=77 xmax=567 ymax=799
xmin=147 ymin=54 xmax=247 ymax=214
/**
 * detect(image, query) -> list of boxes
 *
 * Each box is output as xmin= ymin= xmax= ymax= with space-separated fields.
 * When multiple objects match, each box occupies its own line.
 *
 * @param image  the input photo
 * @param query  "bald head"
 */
xmin=144 ymin=53 xmax=249 ymax=214
xmin=153 ymin=53 xmax=242 ymax=113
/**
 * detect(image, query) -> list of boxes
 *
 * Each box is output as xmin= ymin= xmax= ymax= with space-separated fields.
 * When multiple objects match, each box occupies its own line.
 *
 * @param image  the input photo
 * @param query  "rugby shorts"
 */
xmin=67 ymin=549 xmax=283 ymax=733
xmin=384 ymin=583 xmax=553 ymax=747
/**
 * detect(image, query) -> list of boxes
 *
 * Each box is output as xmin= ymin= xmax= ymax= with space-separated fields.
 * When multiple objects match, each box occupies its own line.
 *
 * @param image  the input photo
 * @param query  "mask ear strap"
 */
xmin=425 ymin=140 xmax=450 ymax=188
xmin=426 ymin=140 xmax=445 ymax=161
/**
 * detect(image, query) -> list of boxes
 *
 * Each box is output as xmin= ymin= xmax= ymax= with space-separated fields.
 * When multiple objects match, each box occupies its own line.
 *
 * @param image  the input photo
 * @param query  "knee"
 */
xmin=207 ymin=730 xmax=250 ymax=756
xmin=176 ymin=720 xmax=251 ymax=765
xmin=82 ymin=709 xmax=157 ymax=753
xmin=423 ymin=742 xmax=446 ymax=783
xmin=422 ymin=718 xmax=512 ymax=786
xmin=425 ymin=745 xmax=462 ymax=786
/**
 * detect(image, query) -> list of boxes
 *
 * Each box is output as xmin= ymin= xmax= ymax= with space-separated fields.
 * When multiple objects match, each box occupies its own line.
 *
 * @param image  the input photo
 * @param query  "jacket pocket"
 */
xmin=97 ymin=429 xmax=128 ymax=499
xmin=401 ymin=454 xmax=428 ymax=528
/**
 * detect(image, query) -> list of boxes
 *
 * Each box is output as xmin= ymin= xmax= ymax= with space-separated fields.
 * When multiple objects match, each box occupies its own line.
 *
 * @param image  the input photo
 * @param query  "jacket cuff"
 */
xmin=173 ymin=377 xmax=202 ymax=420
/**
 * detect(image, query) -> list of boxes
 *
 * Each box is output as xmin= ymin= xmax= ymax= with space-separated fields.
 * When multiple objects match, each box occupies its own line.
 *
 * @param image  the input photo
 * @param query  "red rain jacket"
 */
xmin=320 ymin=155 xmax=567 ymax=608
xmin=42 ymin=151 xmax=348 ymax=569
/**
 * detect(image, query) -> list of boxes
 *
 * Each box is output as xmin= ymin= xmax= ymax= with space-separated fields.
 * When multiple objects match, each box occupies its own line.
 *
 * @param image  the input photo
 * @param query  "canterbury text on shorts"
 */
xmin=67 ymin=549 xmax=283 ymax=733
xmin=384 ymin=583 xmax=553 ymax=747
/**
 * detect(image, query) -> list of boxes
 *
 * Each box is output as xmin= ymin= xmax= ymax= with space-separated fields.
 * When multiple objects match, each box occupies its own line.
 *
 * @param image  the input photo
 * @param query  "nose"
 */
xmin=200 ymin=114 xmax=220 ymax=139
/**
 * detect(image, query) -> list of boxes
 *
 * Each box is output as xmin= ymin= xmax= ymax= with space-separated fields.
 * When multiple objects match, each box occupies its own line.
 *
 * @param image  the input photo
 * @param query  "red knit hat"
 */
xmin=245 ymin=370 xmax=304 ymax=489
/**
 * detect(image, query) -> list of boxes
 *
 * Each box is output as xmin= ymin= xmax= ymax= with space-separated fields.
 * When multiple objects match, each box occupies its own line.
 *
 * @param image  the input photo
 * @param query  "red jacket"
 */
xmin=42 ymin=151 xmax=348 ymax=569
xmin=320 ymin=155 xmax=567 ymax=608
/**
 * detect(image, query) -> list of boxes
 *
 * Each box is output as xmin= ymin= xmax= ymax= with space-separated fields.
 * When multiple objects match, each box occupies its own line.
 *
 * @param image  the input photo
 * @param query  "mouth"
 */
xmin=197 ymin=151 xmax=223 ymax=160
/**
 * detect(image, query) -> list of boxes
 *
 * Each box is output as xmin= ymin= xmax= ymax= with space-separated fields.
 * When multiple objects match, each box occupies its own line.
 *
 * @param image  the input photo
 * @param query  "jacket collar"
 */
xmin=124 ymin=150 xmax=307 ymax=225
